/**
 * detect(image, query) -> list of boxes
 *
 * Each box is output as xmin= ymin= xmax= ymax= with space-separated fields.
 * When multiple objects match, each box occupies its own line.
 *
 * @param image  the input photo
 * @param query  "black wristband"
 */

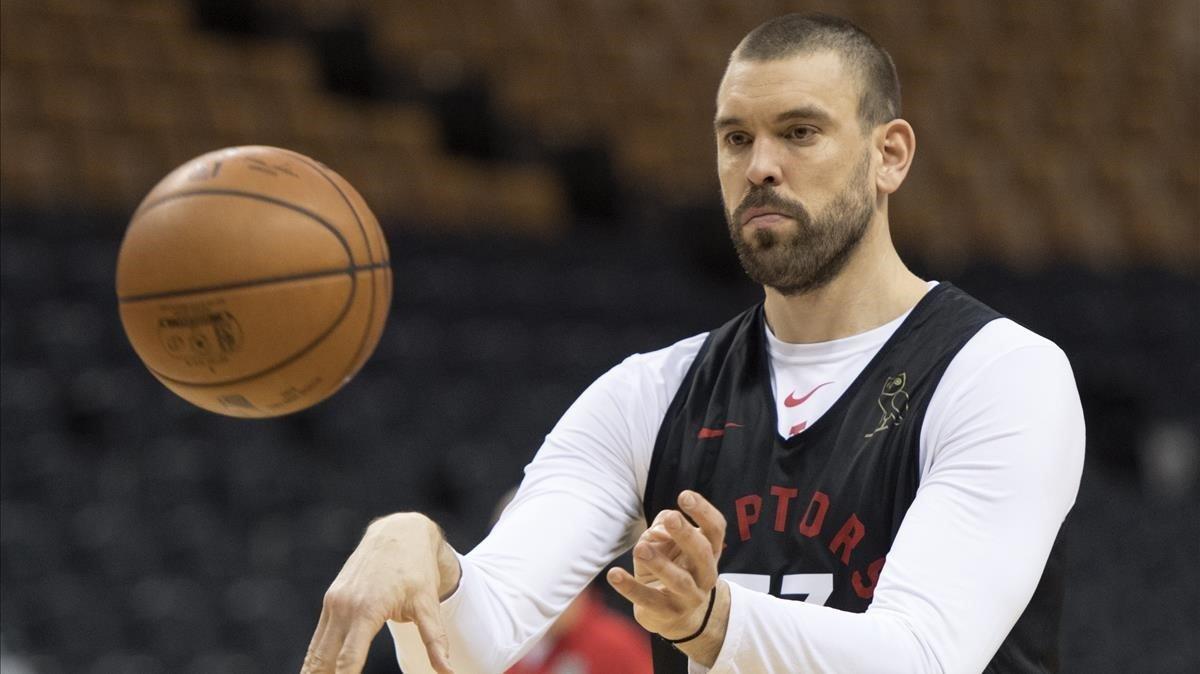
xmin=665 ymin=586 xmax=718 ymax=645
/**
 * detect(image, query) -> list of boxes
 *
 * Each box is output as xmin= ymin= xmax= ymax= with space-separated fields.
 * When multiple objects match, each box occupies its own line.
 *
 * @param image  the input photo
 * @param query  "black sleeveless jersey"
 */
xmin=643 ymin=283 xmax=1064 ymax=673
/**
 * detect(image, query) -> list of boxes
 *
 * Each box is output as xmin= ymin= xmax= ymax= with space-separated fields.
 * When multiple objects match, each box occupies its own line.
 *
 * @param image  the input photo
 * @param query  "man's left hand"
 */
xmin=607 ymin=490 xmax=730 ymax=664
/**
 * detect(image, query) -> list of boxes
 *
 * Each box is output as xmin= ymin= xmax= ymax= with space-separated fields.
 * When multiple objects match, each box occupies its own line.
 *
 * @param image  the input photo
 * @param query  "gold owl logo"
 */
xmin=865 ymin=372 xmax=909 ymax=438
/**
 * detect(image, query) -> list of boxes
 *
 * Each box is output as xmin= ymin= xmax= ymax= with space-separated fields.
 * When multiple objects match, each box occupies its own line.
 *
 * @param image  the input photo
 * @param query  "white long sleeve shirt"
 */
xmin=390 ymin=287 xmax=1086 ymax=673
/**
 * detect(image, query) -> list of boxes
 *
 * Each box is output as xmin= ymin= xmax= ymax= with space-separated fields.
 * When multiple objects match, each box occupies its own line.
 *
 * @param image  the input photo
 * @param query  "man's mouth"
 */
xmin=741 ymin=208 xmax=791 ymax=227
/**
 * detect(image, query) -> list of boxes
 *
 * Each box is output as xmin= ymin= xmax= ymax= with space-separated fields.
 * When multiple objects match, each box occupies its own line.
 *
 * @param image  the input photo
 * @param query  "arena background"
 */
xmin=1 ymin=0 xmax=1197 ymax=672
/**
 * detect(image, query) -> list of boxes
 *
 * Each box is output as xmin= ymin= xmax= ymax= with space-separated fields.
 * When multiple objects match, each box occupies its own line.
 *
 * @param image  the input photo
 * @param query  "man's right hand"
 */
xmin=301 ymin=512 xmax=461 ymax=674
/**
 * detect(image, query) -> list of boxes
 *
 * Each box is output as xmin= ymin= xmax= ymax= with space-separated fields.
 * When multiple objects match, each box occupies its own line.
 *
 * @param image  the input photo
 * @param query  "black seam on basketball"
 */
xmin=281 ymin=150 xmax=385 ymax=391
xmin=142 ymin=267 xmax=380 ymax=389
xmin=133 ymin=188 xmax=356 ymax=269
xmin=277 ymin=150 xmax=377 ymax=265
xmin=117 ymin=262 xmax=389 ymax=303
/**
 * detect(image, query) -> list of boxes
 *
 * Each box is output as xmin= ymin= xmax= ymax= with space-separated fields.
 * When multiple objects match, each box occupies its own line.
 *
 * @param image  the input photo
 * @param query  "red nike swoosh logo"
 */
xmin=784 ymin=382 xmax=833 ymax=408
xmin=698 ymin=422 xmax=743 ymax=439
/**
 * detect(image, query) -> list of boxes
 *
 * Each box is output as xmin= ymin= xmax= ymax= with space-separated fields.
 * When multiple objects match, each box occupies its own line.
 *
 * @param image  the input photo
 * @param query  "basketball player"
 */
xmin=302 ymin=14 xmax=1084 ymax=674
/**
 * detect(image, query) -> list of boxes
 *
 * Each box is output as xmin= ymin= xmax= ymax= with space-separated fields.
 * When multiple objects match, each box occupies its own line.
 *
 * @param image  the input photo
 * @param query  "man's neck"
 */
xmin=763 ymin=224 xmax=928 ymax=344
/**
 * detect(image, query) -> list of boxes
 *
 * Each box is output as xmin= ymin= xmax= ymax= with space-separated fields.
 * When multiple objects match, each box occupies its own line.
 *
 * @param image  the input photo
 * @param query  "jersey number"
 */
xmin=721 ymin=572 xmax=833 ymax=605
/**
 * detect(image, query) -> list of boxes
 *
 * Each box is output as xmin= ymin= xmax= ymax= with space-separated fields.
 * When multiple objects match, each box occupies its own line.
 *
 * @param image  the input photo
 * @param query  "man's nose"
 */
xmin=746 ymin=139 xmax=783 ymax=186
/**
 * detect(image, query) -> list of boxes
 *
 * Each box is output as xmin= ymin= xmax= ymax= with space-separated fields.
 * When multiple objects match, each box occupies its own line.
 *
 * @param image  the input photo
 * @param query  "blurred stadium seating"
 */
xmin=2 ymin=0 xmax=1196 ymax=265
xmin=1 ymin=0 xmax=1198 ymax=672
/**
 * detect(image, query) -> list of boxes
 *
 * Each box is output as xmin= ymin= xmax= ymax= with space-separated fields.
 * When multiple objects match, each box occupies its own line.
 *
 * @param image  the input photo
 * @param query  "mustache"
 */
xmin=732 ymin=186 xmax=810 ymax=226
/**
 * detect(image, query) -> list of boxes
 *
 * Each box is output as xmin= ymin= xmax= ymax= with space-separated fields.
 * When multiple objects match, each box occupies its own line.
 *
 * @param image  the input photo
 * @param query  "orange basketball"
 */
xmin=115 ymin=146 xmax=392 ymax=418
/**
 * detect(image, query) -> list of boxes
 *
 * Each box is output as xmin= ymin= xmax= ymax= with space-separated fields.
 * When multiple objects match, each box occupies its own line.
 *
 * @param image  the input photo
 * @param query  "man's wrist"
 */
xmin=666 ymin=586 xmax=717 ymax=644
xmin=436 ymin=538 xmax=462 ymax=600
xmin=673 ymin=580 xmax=731 ymax=667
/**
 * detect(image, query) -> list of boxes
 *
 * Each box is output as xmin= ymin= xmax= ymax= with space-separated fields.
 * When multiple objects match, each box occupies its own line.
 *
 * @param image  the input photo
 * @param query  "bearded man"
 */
xmin=302 ymin=13 xmax=1084 ymax=674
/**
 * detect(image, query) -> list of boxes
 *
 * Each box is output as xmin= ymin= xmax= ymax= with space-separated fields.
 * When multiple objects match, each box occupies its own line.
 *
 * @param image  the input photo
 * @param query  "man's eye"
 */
xmin=785 ymin=126 xmax=815 ymax=141
xmin=725 ymin=132 xmax=751 ymax=146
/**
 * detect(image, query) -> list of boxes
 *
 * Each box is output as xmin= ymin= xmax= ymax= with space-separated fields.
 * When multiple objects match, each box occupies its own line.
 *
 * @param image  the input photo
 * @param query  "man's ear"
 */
xmin=875 ymin=119 xmax=915 ymax=195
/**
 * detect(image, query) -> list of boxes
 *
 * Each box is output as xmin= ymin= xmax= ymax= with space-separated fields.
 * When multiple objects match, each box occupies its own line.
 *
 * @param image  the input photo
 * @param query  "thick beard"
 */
xmin=725 ymin=151 xmax=874 ymax=296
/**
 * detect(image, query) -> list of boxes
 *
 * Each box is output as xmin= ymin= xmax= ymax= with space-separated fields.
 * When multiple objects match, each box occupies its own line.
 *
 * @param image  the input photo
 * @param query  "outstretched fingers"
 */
xmin=607 ymin=566 xmax=671 ymax=613
xmin=637 ymin=537 xmax=703 ymax=597
xmin=301 ymin=513 xmax=457 ymax=674
xmin=678 ymin=490 xmax=726 ymax=557
xmin=334 ymin=620 xmax=380 ymax=673
xmin=411 ymin=593 xmax=454 ymax=674
xmin=610 ymin=494 xmax=728 ymax=639
xmin=302 ymin=595 xmax=353 ymax=672
xmin=662 ymin=511 xmax=718 ymax=591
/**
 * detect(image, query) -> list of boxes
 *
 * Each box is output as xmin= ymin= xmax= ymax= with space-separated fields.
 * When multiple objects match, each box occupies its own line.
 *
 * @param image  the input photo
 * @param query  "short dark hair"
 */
xmin=734 ymin=13 xmax=901 ymax=129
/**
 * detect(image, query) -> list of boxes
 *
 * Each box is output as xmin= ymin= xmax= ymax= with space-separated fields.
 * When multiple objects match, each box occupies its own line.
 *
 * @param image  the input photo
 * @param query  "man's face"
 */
xmin=716 ymin=50 xmax=877 ymax=295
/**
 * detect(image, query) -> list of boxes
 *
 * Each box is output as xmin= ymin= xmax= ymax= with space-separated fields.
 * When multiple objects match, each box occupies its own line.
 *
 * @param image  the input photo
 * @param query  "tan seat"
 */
xmin=0 ymin=65 xmax=39 ymax=125
xmin=74 ymin=127 xmax=172 ymax=211
xmin=118 ymin=72 xmax=213 ymax=133
xmin=0 ymin=123 xmax=77 ymax=207
xmin=35 ymin=67 xmax=124 ymax=129
xmin=0 ymin=11 xmax=84 ymax=67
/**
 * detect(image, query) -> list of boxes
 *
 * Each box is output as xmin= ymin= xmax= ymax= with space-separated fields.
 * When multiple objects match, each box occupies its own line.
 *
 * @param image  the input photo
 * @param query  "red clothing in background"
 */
xmin=507 ymin=589 xmax=653 ymax=674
